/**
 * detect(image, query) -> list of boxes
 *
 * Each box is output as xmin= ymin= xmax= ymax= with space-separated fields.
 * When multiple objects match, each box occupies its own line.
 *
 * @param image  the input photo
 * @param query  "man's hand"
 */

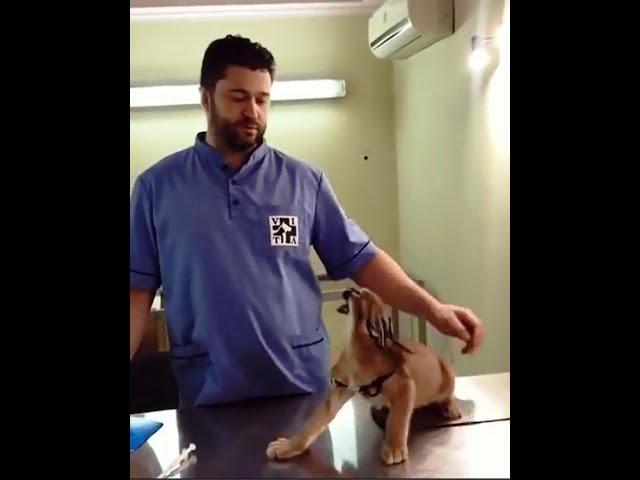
xmin=431 ymin=304 xmax=484 ymax=354
xmin=130 ymin=289 xmax=155 ymax=360
xmin=353 ymin=249 xmax=485 ymax=355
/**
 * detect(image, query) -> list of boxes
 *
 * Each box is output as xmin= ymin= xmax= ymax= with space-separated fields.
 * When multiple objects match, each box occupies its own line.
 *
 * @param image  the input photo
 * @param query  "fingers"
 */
xmin=471 ymin=320 xmax=485 ymax=353
xmin=448 ymin=315 xmax=471 ymax=343
xmin=432 ymin=305 xmax=485 ymax=353
xmin=455 ymin=308 xmax=484 ymax=354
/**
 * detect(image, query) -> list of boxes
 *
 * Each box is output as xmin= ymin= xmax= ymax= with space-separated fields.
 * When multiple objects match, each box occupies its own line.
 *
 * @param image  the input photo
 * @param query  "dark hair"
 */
xmin=200 ymin=34 xmax=276 ymax=90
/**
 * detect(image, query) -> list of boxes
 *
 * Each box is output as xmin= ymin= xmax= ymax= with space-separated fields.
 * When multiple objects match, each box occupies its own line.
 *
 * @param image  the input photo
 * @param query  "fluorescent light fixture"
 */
xmin=272 ymin=79 xmax=346 ymax=101
xmin=130 ymin=79 xmax=346 ymax=109
xmin=130 ymin=85 xmax=197 ymax=109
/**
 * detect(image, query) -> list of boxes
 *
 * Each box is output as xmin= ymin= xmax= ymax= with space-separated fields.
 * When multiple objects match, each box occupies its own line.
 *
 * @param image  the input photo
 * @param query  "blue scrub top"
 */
xmin=130 ymin=133 xmax=377 ymax=406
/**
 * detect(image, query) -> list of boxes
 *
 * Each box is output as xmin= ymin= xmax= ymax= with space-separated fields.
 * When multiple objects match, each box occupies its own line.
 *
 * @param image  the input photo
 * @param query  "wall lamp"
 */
xmin=468 ymin=23 xmax=506 ymax=72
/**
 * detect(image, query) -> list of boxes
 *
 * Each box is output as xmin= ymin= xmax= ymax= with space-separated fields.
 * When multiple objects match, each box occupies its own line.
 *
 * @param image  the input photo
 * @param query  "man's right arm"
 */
xmin=130 ymin=289 xmax=155 ymax=360
xmin=130 ymin=176 xmax=162 ymax=360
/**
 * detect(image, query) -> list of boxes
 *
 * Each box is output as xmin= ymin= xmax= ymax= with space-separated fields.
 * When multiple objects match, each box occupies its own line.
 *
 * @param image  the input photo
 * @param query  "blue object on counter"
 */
xmin=130 ymin=416 xmax=163 ymax=451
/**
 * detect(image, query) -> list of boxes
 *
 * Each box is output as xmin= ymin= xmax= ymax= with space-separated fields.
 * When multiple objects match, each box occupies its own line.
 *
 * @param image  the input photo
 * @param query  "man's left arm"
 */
xmin=352 ymin=249 xmax=484 ymax=354
xmin=309 ymin=171 xmax=484 ymax=354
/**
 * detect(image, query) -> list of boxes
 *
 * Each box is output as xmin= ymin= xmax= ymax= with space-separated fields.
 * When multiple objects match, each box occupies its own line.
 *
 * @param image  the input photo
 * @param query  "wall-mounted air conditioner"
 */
xmin=368 ymin=0 xmax=454 ymax=60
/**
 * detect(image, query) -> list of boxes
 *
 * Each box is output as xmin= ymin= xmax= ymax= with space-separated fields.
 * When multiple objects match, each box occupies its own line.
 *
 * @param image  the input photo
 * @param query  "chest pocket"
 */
xmin=253 ymin=203 xmax=311 ymax=259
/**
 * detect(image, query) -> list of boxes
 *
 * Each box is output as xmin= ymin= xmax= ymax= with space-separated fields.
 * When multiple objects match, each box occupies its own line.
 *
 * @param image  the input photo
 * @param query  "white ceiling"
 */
xmin=130 ymin=0 xmax=385 ymax=20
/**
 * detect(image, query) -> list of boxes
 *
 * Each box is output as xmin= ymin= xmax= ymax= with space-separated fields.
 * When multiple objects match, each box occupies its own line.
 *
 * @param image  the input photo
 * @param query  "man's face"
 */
xmin=203 ymin=65 xmax=272 ymax=152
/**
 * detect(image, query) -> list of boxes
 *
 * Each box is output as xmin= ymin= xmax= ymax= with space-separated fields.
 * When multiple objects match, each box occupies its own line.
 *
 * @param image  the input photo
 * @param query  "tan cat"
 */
xmin=266 ymin=287 xmax=461 ymax=465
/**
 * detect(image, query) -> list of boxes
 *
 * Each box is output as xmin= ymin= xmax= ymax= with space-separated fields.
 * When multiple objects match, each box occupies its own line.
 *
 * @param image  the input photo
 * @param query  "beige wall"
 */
xmin=130 ymin=15 xmax=399 ymax=362
xmin=392 ymin=0 xmax=509 ymax=375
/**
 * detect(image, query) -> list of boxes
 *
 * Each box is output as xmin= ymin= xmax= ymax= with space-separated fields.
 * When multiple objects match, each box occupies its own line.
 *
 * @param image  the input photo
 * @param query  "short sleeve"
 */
xmin=311 ymin=173 xmax=377 ymax=280
xmin=130 ymin=176 xmax=162 ymax=292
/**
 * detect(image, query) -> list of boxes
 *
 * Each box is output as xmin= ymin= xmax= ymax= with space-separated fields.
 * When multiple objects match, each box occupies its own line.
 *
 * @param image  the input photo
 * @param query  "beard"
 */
xmin=210 ymin=106 xmax=266 ymax=153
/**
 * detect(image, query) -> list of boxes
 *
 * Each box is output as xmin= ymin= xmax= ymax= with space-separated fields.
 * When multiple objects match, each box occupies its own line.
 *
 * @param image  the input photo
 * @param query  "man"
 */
xmin=130 ymin=35 xmax=484 ymax=407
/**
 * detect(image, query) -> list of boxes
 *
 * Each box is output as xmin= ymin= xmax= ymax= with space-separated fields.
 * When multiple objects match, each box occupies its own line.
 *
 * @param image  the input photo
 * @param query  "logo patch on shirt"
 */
xmin=269 ymin=216 xmax=299 ymax=246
